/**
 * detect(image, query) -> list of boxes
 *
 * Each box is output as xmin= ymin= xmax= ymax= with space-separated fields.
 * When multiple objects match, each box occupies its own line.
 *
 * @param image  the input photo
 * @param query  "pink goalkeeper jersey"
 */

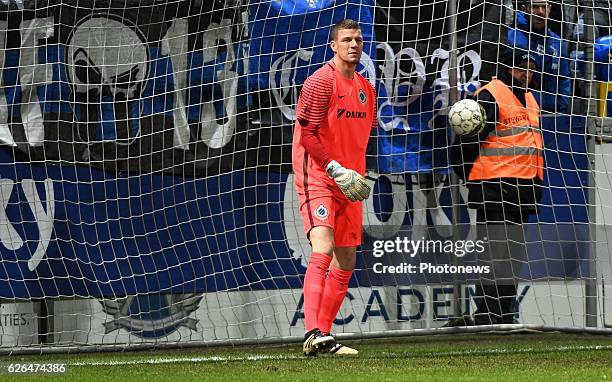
xmin=292 ymin=62 xmax=377 ymax=194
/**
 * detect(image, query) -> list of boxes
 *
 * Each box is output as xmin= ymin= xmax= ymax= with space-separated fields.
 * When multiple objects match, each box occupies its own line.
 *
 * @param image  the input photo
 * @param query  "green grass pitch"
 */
xmin=1 ymin=333 xmax=611 ymax=381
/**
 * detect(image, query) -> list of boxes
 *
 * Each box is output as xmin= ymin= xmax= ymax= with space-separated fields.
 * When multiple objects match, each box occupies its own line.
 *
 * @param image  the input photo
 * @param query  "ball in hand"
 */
xmin=448 ymin=99 xmax=486 ymax=136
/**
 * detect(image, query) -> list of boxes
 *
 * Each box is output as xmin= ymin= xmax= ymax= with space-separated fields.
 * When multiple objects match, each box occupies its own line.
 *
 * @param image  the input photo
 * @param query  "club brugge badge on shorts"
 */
xmin=315 ymin=204 xmax=329 ymax=220
xmin=359 ymin=89 xmax=366 ymax=104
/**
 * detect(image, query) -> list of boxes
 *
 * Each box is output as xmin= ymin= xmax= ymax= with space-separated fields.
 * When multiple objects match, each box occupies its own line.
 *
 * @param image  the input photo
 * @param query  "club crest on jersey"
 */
xmin=359 ymin=89 xmax=367 ymax=104
xmin=314 ymin=205 xmax=329 ymax=220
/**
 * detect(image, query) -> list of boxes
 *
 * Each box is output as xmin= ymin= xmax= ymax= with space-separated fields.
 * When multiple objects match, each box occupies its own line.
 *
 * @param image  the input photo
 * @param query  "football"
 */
xmin=448 ymin=99 xmax=486 ymax=136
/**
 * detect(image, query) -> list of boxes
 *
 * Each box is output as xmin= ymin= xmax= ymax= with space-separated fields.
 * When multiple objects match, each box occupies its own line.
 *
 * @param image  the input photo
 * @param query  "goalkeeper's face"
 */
xmin=331 ymin=28 xmax=364 ymax=66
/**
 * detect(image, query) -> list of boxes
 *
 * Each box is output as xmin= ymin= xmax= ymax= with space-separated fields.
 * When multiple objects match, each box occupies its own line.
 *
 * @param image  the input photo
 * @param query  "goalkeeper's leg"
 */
xmin=299 ymin=195 xmax=337 ymax=356
xmin=303 ymin=252 xmax=331 ymax=333
xmin=303 ymin=328 xmax=335 ymax=356
xmin=316 ymin=196 xmax=361 ymax=352
xmin=317 ymin=260 xmax=353 ymax=333
xmin=302 ymin=229 xmax=335 ymax=356
xmin=299 ymin=192 xmax=362 ymax=355
xmin=316 ymin=248 xmax=358 ymax=355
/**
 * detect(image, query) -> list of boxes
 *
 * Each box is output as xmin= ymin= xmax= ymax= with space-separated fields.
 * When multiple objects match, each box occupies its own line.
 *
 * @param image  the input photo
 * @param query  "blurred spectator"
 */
xmin=590 ymin=36 xmax=612 ymax=116
xmin=572 ymin=35 xmax=612 ymax=110
xmin=593 ymin=5 xmax=612 ymax=38
xmin=573 ymin=5 xmax=612 ymax=41
xmin=508 ymin=0 xmax=572 ymax=114
xmin=594 ymin=36 xmax=612 ymax=81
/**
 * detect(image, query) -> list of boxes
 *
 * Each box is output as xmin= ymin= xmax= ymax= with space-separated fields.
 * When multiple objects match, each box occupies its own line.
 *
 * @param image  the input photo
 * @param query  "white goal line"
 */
xmin=68 ymin=344 xmax=612 ymax=367
xmin=70 ymin=354 xmax=304 ymax=367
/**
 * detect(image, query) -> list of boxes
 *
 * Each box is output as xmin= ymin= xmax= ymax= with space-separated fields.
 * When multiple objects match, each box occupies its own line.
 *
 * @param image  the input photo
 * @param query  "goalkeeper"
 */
xmin=291 ymin=19 xmax=377 ymax=355
xmin=449 ymin=48 xmax=543 ymax=326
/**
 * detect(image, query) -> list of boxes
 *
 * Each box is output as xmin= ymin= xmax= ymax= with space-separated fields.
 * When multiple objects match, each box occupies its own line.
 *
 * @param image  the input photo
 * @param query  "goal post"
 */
xmin=0 ymin=0 xmax=610 ymax=353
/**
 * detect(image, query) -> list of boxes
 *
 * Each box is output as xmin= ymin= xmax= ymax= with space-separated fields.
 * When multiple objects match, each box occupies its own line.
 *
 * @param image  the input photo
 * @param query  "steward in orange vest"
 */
xmin=449 ymin=48 xmax=542 ymax=326
xmin=469 ymin=79 xmax=543 ymax=181
xmin=454 ymin=49 xmax=543 ymax=215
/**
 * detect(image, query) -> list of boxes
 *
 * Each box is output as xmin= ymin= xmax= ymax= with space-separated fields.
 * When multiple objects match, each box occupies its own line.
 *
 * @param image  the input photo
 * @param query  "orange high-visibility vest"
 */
xmin=468 ymin=79 xmax=544 ymax=181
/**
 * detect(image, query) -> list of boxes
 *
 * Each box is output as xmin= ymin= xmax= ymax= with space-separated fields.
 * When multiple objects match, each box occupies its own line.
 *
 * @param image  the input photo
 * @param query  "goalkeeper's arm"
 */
xmin=299 ymin=122 xmax=370 ymax=202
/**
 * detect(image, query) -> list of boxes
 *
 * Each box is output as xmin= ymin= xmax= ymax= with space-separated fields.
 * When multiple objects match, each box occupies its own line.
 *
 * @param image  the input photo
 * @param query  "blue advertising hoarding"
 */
xmin=0 ymin=116 xmax=590 ymax=298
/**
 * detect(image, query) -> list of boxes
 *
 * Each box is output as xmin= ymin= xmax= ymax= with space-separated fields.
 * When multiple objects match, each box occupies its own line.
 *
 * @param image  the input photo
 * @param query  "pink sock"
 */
xmin=317 ymin=266 xmax=352 ymax=334
xmin=303 ymin=252 xmax=332 ymax=332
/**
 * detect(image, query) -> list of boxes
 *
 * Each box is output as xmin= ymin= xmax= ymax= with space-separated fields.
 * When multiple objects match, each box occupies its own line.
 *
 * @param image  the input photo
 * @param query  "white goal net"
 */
xmin=0 ymin=0 xmax=611 ymax=352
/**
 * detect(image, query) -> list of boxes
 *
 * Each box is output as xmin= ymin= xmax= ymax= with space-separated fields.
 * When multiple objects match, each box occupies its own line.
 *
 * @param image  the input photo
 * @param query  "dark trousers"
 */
xmin=473 ymin=208 xmax=529 ymax=325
